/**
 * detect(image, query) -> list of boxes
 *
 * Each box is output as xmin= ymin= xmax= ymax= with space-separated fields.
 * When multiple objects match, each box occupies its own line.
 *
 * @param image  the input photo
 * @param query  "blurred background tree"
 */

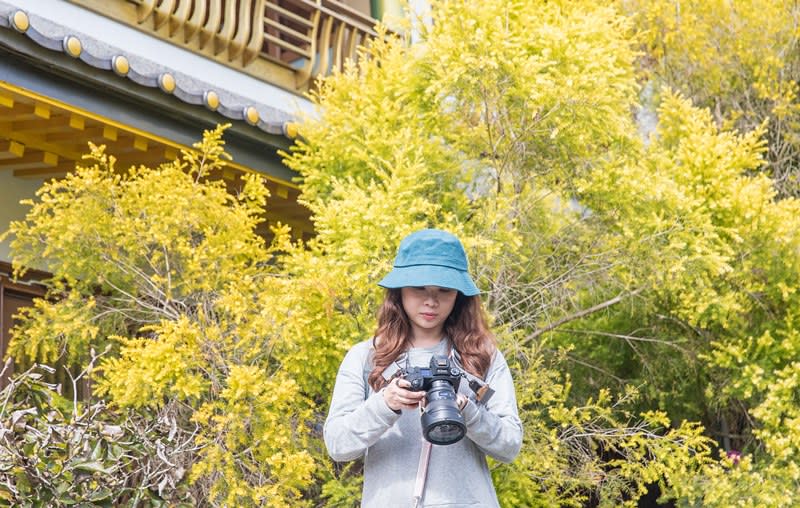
xmin=623 ymin=0 xmax=800 ymax=198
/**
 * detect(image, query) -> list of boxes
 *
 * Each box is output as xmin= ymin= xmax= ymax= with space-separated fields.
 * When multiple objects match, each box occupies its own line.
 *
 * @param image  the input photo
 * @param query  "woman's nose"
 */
xmin=424 ymin=290 xmax=439 ymax=305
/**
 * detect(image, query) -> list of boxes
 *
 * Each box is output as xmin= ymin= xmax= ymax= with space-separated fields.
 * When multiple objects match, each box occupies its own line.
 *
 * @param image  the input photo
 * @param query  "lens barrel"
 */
xmin=421 ymin=379 xmax=466 ymax=445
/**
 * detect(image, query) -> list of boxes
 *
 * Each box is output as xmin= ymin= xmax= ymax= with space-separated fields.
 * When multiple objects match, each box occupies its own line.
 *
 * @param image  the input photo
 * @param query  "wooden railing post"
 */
xmin=127 ymin=0 xmax=382 ymax=89
xmin=242 ymin=0 xmax=266 ymax=65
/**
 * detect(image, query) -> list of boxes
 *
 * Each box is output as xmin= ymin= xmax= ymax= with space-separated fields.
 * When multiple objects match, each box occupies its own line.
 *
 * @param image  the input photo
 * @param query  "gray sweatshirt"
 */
xmin=324 ymin=339 xmax=523 ymax=507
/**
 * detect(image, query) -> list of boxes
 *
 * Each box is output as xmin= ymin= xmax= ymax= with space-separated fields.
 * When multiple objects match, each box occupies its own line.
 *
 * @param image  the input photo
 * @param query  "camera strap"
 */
xmin=412 ymin=434 xmax=433 ymax=507
xmin=380 ymin=353 xmax=408 ymax=382
xmin=449 ymin=349 xmax=495 ymax=405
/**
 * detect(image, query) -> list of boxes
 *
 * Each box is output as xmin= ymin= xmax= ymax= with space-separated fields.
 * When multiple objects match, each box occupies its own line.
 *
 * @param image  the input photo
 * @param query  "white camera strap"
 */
xmin=381 ymin=352 xmax=408 ymax=382
xmin=412 ymin=437 xmax=433 ymax=508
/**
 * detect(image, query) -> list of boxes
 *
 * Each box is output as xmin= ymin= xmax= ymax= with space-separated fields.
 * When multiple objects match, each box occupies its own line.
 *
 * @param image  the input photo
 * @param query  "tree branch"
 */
xmin=522 ymin=288 xmax=644 ymax=346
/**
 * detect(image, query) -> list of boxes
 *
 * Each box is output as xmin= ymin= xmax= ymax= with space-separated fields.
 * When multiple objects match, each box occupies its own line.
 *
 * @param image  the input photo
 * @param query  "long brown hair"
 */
xmin=368 ymin=288 xmax=496 ymax=391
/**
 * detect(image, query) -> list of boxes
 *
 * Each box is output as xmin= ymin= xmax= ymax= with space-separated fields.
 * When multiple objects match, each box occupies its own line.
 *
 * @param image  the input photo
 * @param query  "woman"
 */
xmin=324 ymin=229 xmax=523 ymax=507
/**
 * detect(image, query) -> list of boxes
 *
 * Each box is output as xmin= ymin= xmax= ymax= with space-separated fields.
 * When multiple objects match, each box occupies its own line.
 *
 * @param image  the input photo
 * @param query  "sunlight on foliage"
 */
xmin=2 ymin=125 xmax=313 ymax=505
xmin=4 ymin=0 xmax=800 ymax=506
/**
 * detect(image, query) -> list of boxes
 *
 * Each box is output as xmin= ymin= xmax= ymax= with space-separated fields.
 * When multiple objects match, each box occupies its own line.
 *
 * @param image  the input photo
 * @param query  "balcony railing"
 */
xmin=130 ymin=0 xmax=379 ymax=89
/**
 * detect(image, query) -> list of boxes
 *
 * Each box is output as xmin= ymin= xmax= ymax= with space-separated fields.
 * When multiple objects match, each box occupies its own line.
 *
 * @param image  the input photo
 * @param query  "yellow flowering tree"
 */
xmin=2 ymin=126 xmax=314 ymax=506
xmin=622 ymin=0 xmax=800 ymax=198
xmin=283 ymin=0 xmax=800 ymax=505
xmin=4 ymin=0 xmax=800 ymax=506
xmin=282 ymin=1 xmax=714 ymax=506
xmin=576 ymin=90 xmax=800 ymax=506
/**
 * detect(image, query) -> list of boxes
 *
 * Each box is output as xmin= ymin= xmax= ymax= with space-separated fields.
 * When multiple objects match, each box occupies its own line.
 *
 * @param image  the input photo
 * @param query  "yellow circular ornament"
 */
xmin=11 ymin=11 xmax=29 ymax=32
xmin=244 ymin=106 xmax=259 ymax=125
xmin=63 ymin=36 xmax=82 ymax=58
xmin=112 ymin=55 xmax=130 ymax=76
xmin=158 ymin=73 xmax=176 ymax=93
xmin=283 ymin=122 xmax=299 ymax=139
xmin=204 ymin=91 xmax=220 ymax=111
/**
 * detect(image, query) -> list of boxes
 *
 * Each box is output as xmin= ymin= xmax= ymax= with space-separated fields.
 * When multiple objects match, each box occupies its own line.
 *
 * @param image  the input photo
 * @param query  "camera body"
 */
xmin=403 ymin=355 xmax=463 ymax=393
xmin=400 ymin=355 xmax=467 ymax=445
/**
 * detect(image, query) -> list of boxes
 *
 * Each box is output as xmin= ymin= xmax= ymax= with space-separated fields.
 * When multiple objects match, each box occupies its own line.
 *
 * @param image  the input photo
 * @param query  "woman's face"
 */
xmin=400 ymin=286 xmax=458 ymax=343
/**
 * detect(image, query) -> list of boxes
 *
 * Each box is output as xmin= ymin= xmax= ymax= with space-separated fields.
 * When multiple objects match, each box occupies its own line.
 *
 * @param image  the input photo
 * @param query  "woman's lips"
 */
xmin=421 ymin=313 xmax=437 ymax=321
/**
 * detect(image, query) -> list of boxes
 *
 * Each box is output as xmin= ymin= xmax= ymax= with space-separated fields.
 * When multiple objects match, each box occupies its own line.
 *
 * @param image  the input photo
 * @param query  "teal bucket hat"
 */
xmin=378 ymin=229 xmax=480 ymax=296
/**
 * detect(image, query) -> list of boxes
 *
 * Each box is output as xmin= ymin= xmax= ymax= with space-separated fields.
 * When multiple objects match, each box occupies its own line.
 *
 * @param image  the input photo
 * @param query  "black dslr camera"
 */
xmin=401 ymin=355 xmax=467 ymax=445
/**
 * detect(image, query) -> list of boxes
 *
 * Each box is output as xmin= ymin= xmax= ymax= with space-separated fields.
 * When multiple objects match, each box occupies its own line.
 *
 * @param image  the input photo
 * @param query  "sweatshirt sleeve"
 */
xmin=323 ymin=342 xmax=401 ymax=462
xmin=460 ymin=349 xmax=523 ymax=463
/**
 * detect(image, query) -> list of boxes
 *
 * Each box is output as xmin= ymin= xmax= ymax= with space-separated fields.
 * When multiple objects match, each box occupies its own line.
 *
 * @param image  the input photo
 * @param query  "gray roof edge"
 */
xmin=0 ymin=2 xmax=306 ymax=138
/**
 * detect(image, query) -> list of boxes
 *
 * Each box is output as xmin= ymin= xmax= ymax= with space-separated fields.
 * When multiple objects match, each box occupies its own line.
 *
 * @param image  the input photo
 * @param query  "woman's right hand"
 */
xmin=382 ymin=377 xmax=426 ymax=411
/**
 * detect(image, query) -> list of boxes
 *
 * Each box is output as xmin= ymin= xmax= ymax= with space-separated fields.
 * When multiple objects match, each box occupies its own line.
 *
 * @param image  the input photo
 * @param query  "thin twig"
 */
xmin=522 ymin=288 xmax=644 ymax=345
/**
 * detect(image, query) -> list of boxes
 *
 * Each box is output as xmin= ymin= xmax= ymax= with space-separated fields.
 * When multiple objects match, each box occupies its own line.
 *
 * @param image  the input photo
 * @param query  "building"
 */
xmin=0 ymin=0 xmax=395 ymax=386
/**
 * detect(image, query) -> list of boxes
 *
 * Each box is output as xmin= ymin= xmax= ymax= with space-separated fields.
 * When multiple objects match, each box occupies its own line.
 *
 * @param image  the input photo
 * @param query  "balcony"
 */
xmin=69 ymin=0 xmax=382 ymax=92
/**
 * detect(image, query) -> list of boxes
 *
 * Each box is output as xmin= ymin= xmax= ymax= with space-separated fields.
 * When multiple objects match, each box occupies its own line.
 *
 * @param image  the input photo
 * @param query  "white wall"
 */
xmin=0 ymin=171 xmax=42 ymax=264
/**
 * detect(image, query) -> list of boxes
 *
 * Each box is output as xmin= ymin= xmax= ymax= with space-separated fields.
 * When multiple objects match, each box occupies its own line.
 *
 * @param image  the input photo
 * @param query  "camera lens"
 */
xmin=421 ymin=379 xmax=466 ymax=445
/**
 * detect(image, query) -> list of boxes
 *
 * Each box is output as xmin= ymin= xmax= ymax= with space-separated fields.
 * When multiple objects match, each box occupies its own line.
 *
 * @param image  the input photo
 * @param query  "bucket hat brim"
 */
xmin=378 ymin=264 xmax=480 ymax=296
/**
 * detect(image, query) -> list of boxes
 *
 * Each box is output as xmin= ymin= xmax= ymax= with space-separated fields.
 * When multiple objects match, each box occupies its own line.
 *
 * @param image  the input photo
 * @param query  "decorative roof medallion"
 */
xmin=112 ymin=55 xmax=130 ymax=76
xmin=244 ymin=106 xmax=259 ymax=126
xmin=10 ymin=9 xmax=27 ymax=32
xmin=204 ymin=90 xmax=220 ymax=111
xmin=63 ymin=35 xmax=81 ymax=58
xmin=158 ymin=73 xmax=176 ymax=94
xmin=283 ymin=122 xmax=299 ymax=139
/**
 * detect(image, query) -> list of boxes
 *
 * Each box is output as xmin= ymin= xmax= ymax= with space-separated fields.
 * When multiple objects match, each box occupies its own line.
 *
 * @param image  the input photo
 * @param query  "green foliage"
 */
xmin=622 ymin=0 xmax=800 ymax=197
xmin=0 ymin=364 xmax=194 ymax=506
xmin=491 ymin=345 xmax=711 ymax=508
xmin=576 ymin=89 xmax=800 ymax=504
xmin=318 ymin=461 xmax=362 ymax=508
